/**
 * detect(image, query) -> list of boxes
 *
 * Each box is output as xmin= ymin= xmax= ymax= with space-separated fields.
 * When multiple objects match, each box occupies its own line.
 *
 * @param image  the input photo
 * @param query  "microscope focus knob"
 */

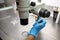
xmin=39 ymin=8 xmax=50 ymax=18
xmin=30 ymin=2 xmax=36 ymax=6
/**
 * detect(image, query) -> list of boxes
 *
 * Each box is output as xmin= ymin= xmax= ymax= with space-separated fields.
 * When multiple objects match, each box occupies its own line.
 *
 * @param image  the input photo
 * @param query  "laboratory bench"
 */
xmin=36 ymin=17 xmax=60 ymax=40
xmin=0 ymin=8 xmax=60 ymax=40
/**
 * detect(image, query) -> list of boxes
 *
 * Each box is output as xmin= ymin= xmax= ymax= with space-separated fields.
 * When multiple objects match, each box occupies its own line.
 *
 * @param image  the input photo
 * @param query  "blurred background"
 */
xmin=0 ymin=0 xmax=60 ymax=40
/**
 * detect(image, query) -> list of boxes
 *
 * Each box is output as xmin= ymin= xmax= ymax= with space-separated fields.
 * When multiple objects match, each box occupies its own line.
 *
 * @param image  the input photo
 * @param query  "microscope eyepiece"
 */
xmin=39 ymin=8 xmax=50 ymax=18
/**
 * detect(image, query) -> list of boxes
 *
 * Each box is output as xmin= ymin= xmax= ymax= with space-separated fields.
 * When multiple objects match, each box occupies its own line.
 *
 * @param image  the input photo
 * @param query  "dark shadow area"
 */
xmin=0 ymin=37 xmax=2 ymax=40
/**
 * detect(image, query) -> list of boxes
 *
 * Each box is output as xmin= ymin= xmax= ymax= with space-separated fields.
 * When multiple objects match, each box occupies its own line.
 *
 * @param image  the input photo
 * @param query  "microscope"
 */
xmin=0 ymin=0 xmax=50 ymax=25
xmin=0 ymin=0 xmax=50 ymax=40
xmin=16 ymin=0 xmax=50 ymax=25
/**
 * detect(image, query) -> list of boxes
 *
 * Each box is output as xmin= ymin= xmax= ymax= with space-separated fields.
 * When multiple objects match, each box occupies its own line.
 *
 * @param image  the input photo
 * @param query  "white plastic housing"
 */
xmin=18 ymin=0 xmax=30 ymax=7
xmin=17 ymin=0 xmax=30 ymax=19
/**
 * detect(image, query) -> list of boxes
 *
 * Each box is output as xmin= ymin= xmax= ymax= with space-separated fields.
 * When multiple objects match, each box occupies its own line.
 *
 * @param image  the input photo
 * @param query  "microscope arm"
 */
xmin=29 ymin=3 xmax=45 ymax=15
xmin=29 ymin=3 xmax=50 ymax=18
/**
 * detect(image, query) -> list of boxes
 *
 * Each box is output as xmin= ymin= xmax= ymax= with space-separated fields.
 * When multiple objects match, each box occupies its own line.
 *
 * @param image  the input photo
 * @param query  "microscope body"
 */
xmin=0 ymin=0 xmax=50 ymax=25
xmin=16 ymin=0 xmax=50 ymax=25
xmin=16 ymin=0 xmax=30 ymax=25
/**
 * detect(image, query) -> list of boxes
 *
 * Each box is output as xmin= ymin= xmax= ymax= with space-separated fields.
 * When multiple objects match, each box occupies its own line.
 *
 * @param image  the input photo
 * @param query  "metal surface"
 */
xmin=0 ymin=8 xmax=60 ymax=40
xmin=36 ymin=17 xmax=60 ymax=40
xmin=0 ymin=0 xmax=4 ymax=3
xmin=4 ymin=0 xmax=16 ymax=6
xmin=0 ymin=8 xmax=20 ymax=40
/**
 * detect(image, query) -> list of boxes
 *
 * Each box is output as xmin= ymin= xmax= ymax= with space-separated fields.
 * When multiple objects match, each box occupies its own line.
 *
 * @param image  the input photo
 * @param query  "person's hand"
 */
xmin=28 ymin=18 xmax=46 ymax=37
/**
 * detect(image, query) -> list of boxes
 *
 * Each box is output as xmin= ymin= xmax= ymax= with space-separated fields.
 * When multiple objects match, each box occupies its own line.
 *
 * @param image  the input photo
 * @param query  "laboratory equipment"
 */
xmin=16 ymin=0 xmax=50 ymax=25
xmin=0 ymin=0 xmax=50 ymax=40
xmin=53 ymin=11 xmax=59 ymax=21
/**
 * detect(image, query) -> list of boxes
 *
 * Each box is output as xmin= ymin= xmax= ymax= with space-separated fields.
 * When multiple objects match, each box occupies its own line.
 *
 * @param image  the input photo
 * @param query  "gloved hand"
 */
xmin=28 ymin=18 xmax=46 ymax=37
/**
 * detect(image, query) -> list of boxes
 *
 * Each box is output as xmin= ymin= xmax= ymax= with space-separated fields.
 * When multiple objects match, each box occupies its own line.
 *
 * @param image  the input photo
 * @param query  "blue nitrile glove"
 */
xmin=28 ymin=18 xmax=46 ymax=37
